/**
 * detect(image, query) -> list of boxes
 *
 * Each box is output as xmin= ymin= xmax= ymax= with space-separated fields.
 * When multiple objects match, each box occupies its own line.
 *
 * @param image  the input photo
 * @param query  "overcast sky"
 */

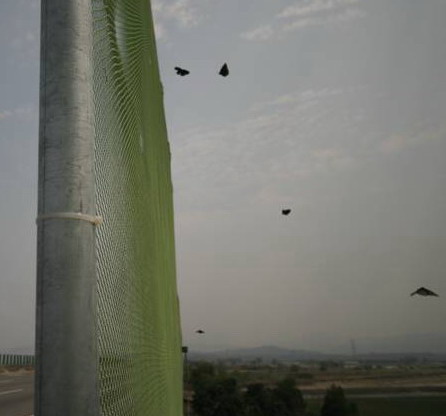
xmin=1 ymin=0 xmax=446 ymax=354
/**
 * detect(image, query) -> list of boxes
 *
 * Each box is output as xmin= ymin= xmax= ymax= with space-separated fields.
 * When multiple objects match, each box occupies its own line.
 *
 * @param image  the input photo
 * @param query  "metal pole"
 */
xmin=35 ymin=1 xmax=99 ymax=415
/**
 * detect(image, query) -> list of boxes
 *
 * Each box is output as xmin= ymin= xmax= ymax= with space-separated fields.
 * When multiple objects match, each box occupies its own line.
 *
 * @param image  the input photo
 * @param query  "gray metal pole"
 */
xmin=35 ymin=1 xmax=99 ymax=415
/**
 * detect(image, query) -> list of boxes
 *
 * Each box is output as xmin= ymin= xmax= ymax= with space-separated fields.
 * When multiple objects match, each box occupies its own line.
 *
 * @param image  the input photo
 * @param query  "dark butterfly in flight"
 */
xmin=175 ymin=67 xmax=190 ymax=76
xmin=282 ymin=209 xmax=291 ymax=216
xmin=410 ymin=287 xmax=439 ymax=297
xmin=219 ymin=63 xmax=229 ymax=77
xmin=196 ymin=329 xmax=205 ymax=334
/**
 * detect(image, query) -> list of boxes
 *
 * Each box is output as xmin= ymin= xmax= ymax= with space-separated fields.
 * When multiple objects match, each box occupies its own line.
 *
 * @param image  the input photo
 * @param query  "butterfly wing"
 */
xmin=219 ymin=63 xmax=229 ymax=77
xmin=175 ymin=67 xmax=189 ymax=76
xmin=426 ymin=288 xmax=439 ymax=297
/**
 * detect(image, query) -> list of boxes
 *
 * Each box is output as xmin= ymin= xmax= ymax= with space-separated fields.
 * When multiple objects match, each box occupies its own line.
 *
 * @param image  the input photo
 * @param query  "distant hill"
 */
xmin=189 ymin=345 xmax=330 ymax=362
xmin=188 ymin=343 xmax=446 ymax=363
xmin=351 ymin=333 xmax=446 ymax=355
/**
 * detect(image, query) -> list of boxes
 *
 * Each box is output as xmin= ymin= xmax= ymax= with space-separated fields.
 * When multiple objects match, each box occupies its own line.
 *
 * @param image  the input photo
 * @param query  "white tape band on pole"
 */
xmin=36 ymin=212 xmax=103 ymax=226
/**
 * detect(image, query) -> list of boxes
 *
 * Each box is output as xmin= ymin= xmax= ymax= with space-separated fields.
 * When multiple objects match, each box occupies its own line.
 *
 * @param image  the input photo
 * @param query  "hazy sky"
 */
xmin=1 ymin=0 xmax=446 ymax=354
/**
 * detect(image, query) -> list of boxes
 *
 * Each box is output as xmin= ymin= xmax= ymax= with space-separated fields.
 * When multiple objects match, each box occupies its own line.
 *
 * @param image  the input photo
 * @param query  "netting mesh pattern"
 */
xmin=92 ymin=1 xmax=183 ymax=415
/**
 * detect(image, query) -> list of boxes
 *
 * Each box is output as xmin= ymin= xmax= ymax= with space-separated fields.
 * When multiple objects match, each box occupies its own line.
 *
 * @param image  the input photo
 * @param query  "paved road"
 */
xmin=0 ymin=372 xmax=33 ymax=416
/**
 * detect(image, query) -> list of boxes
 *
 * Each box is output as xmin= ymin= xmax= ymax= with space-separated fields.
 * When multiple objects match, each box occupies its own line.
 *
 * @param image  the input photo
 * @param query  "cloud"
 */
xmin=379 ymin=134 xmax=406 ymax=154
xmin=379 ymin=124 xmax=446 ymax=155
xmin=282 ymin=7 xmax=366 ymax=32
xmin=152 ymin=0 xmax=213 ymax=39
xmin=277 ymin=0 xmax=361 ymax=19
xmin=164 ymin=0 xmax=203 ymax=28
xmin=241 ymin=25 xmax=275 ymax=42
xmin=17 ymin=0 xmax=39 ymax=9
xmin=9 ymin=29 xmax=39 ymax=61
xmin=172 ymin=82 xmax=445 ymax=215
xmin=153 ymin=20 xmax=167 ymax=40
xmin=171 ymin=86 xmax=364 ymax=212
xmin=0 ymin=111 xmax=13 ymax=120
xmin=250 ymin=87 xmax=345 ymax=113
xmin=241 ymin=0 xmax=365 ymax=42
xmin=0 ymin=106 xmax=36 ymax=122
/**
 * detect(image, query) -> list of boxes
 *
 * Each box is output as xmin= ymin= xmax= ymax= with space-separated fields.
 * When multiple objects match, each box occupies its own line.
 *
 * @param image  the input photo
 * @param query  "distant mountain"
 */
xmin=189 ymin=345 xmax=329 ymax=362
xmin=352 ymin=333 xmax=446 ymax=355
xmin=188 ymin=340 xmax=446 ymax=363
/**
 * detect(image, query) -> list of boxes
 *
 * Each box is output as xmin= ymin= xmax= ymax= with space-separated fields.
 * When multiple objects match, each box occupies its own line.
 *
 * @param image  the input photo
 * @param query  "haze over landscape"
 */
xmin=1 ymin=0 xmax=446 ymax=355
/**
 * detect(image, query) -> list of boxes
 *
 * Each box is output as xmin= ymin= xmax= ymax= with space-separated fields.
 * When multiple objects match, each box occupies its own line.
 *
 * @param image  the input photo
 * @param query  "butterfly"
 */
xmin=219 ymin=63 xmax=229 ymax=77
xmin=410 ymin=287 xmax=439 ymax=297
xmin=175 ymin=67 xmax=190 ymax=76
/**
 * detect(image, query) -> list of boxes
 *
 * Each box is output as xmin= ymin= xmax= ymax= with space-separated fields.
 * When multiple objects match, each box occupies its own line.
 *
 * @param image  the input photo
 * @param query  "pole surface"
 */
xmin=35 ymin=1 xmax=99 ymax=415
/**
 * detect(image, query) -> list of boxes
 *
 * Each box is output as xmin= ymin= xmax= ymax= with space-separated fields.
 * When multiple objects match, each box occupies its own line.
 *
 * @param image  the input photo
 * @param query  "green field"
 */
xmin=307 ymin=396 xmax=446 ymax=416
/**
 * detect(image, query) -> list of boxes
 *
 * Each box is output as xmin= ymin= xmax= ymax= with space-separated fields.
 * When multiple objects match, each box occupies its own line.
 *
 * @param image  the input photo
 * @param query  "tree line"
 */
xmin=189 ymin=362 xmax=359 ymax=416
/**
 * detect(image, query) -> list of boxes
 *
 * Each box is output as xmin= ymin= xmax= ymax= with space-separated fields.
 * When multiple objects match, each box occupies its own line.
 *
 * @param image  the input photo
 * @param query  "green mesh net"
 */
xmin=92 ymin=1 xmax=183 ymax=415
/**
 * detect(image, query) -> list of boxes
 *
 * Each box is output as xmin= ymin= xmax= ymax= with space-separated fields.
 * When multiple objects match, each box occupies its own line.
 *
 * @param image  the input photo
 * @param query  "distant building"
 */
xmin=343 ymin=361 xmax=360 ymax=369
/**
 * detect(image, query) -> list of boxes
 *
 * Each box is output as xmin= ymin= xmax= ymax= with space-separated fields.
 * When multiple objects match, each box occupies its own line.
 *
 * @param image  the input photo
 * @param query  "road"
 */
xmin=0 ymin=371 xmax=33 ymax=416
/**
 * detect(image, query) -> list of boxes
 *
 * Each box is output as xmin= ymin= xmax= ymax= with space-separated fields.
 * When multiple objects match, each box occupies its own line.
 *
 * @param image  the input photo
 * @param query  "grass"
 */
xmin=307 ymin=396 xmax=446 ymax=416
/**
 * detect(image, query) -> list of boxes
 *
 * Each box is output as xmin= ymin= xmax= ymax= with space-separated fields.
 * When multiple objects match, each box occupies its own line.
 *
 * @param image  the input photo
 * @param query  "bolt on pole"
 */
xmin=35 ymin=1 xmax=99 ymax=415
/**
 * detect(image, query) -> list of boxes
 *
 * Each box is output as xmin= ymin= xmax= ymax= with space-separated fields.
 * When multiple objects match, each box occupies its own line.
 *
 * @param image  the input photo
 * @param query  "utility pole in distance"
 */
xmin=350 ymin=339 xmax=357 ymax=358
xmin=35 ymin=1 xmax=99 ymax=415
